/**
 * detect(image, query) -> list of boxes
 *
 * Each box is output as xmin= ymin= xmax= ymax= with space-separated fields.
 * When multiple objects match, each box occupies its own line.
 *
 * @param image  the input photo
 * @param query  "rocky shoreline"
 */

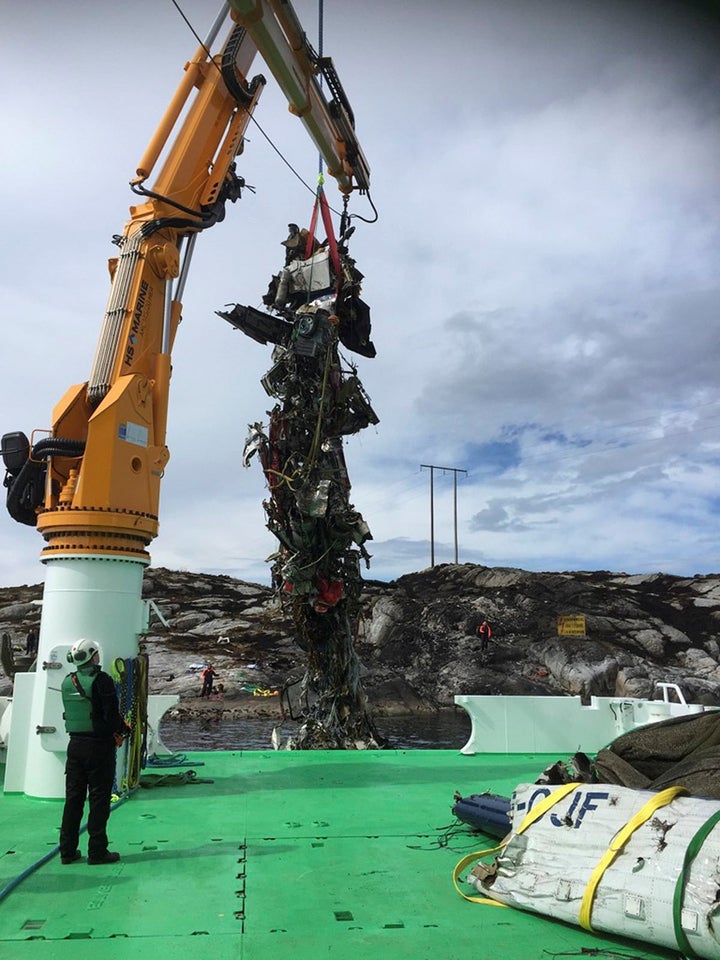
xmin=147 ymin=639 xmax=443 ymax=726
xmin=3 ymin=563 xmax=720 ymax=717
xmin=161 ymin=696 xmax=456 ymax=725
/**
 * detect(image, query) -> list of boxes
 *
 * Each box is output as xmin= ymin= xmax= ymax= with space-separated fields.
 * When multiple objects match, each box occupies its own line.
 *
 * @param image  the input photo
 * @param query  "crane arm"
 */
xmin=229 ymin=0 xmax=370 ymax=193
xmin=2 ymin=1 xmax=370 ymax=565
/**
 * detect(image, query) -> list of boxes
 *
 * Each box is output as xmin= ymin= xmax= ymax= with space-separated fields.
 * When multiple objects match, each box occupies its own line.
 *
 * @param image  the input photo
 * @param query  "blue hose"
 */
xmin=0 ymin=791 xmax=133 ymax=904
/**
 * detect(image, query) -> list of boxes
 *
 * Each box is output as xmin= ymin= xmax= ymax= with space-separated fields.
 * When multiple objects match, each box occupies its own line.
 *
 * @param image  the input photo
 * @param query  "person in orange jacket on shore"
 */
xmin=200 ymin=663 xmax=219 ymax=698
xmin=477 ymin=619 xmax=492 ymax=654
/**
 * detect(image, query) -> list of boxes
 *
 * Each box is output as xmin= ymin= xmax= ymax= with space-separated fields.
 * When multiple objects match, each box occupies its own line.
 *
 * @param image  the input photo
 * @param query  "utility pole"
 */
xmin=420 ymin=464 xmax=467 ymax=567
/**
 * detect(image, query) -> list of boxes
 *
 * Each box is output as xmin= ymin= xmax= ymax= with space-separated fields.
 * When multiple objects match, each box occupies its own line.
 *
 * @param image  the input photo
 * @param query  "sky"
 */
xmin=1 ymin=0 xmax=719 ymax=589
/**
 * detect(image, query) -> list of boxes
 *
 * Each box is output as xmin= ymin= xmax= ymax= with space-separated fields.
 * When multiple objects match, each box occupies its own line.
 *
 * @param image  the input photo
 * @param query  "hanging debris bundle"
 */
xmin=218 ymin=190 xmax=382 ymax=748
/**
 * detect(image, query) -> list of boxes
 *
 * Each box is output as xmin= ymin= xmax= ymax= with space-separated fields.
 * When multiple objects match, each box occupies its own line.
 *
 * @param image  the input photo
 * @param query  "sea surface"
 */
xmin=159 ymin=710 xmax=471 ymax=752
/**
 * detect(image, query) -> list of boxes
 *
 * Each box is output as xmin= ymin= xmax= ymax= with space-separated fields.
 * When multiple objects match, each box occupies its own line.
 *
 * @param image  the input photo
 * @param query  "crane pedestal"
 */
xmin=3 ymin=554 xmax=148 ymax=798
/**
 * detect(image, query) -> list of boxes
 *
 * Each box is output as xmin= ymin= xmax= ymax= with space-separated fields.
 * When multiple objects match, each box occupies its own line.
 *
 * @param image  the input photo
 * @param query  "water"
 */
xmin=158 ymin=710 xmax=471 ymax=752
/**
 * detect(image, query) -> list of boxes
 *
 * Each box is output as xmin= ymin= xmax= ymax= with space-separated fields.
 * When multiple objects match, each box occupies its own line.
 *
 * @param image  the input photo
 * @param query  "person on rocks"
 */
xmin=1 ymin=632 xmax=14 ymax=680
xmin=25 ymin=626 xmax=38 ymax=656
xmin=200 ymin=663 xmax=219 ymax=698
xmin=59 ymin=638 xmax=129 ymax=865
xmin=477 ymin=619 xmax=493 ymax=655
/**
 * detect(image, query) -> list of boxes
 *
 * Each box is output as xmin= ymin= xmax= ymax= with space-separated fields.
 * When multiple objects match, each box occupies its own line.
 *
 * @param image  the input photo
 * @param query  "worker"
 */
xmin=200 ymin=663 xmax=219 ymax=698
xmin=59 ymin=638 xmax=128 ymax=865
xmin=25 ymin=626 xmax=38 ymax=655
xmin=477 ymin=619 xmax=493 ymax=655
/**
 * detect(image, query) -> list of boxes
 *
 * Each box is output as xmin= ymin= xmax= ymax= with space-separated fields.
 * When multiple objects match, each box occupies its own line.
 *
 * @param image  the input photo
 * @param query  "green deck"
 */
xmin=1 ymin=749 xmax=673 ymax=959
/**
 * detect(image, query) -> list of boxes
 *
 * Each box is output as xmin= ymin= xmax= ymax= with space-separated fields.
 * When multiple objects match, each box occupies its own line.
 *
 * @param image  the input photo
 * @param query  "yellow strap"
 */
xmin=453 ymin=842 xmax=508 ymax=904
xmin=578 ymin=785 xmax=688 ymax=930
xmin=453 ymin=782 xmax=581 ymax=905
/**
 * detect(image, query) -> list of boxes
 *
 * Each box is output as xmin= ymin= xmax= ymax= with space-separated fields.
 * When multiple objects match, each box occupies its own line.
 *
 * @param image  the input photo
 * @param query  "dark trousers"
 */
xmin=59 ymin=736 xmax=116 ymax=859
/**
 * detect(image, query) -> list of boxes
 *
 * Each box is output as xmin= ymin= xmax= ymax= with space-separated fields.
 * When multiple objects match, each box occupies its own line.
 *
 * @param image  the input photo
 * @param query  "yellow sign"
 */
xmin=557 ymin=615 xmax=586 ymax=637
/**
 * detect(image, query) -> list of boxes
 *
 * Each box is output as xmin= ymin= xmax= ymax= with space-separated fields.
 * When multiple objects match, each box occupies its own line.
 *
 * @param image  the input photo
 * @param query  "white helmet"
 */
xmin=67 ymin=638 xmax=100 ymax=665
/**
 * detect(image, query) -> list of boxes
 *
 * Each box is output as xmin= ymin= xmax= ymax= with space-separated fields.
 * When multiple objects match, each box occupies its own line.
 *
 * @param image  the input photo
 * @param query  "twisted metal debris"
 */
xmin=219 ymin=224 xmax=382 ymax=748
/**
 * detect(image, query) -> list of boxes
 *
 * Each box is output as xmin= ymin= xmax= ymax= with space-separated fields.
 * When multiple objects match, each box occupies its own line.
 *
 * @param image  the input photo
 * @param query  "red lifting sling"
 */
xmin=304 ymin=179 xmax=342 ymax=278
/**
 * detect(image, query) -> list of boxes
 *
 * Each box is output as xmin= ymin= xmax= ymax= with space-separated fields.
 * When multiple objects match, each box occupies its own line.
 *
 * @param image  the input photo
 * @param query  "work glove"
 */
xmin=114 ymin=719 xmax=132 ymax=747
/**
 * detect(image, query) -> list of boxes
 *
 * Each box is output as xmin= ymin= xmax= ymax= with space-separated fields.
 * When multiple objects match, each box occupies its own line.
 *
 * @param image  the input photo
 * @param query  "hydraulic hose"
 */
xmin=32 ymin=437 xmax=85 ymax=460
xmin=4 ymin=437 xmax=85 ymax=526
xmin=0 ymin=791 xmax=133 ymax=904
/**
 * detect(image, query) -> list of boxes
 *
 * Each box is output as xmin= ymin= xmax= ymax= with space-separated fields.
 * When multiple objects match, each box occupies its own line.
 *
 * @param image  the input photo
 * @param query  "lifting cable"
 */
xmin=317 ymin=0 xmax=325 ymax=178
xmin=298 ymin=0 xmax=339 ymax=291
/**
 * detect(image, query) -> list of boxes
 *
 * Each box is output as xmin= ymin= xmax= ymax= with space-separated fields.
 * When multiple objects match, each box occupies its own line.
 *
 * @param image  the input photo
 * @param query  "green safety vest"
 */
xmin=61 ymin=668 xmax=97 ymax=734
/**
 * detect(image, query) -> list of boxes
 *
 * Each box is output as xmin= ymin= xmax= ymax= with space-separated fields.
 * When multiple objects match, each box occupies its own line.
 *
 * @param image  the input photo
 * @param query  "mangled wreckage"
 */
xmin=218 ymin=189 xmax=383 ymax=748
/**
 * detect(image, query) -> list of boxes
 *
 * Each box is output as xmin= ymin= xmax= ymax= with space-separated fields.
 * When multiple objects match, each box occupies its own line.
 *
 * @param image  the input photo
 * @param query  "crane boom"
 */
xmin=229 ymin=0 xmax=370 ymax=193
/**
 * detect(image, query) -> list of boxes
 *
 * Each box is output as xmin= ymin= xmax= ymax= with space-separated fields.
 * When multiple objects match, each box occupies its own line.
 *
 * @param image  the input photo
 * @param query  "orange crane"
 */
xmin=0 ymin=0 xmax=370 ymax=798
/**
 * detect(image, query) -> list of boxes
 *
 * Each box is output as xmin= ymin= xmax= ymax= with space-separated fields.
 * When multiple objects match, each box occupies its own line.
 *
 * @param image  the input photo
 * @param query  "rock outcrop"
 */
xmin=2 ymin=563 xmax=720 ymax=713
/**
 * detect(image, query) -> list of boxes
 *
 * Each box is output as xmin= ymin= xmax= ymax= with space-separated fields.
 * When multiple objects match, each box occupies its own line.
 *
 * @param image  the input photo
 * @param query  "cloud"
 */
xmin=469 ymin=500 xmax=531 ymax=533
xmin=1 ymin=0 xmax=719 ymax=590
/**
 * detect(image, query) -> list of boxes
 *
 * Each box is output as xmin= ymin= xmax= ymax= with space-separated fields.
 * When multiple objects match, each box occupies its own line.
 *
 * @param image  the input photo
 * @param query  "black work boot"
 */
xmin=88 ymin=851 xmax=120 ymax=865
